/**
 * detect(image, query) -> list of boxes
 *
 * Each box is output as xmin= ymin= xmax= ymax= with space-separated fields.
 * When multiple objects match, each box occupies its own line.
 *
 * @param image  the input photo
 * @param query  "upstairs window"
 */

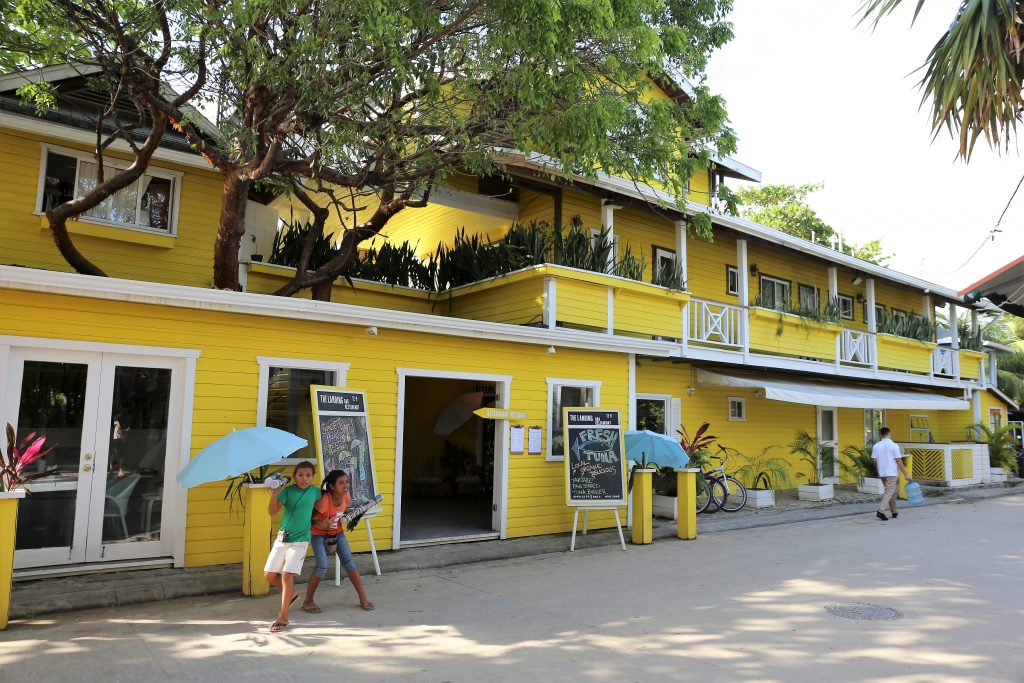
xmin=728 ymin=398 xmax=746 ymax=421
xmin=37 ymin=146 xmax=180 ymax=235
xmin=759 ymin=275 xmax=791 ymax=311
xmin=838 ymin=294 xmax=854 ymax=320
xmin=726 ymin=265 xmax=739 ymax=296
xmin=798 ymin=284 xmax=820 ymax=311
xmin=653 ymin=247 xmax=677 ymax=282
xmin=863 ymin=302 xmax=885 ymax=324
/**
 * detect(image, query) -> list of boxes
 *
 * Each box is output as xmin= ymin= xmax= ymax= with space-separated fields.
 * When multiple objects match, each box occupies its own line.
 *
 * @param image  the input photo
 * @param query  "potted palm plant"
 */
xmin=727 ymin=444 xmax=790 ymax=508
xmin=840 ymin=443 xmax=883 ymax=494
xmin=790 ymin=430 xmax=835 ymax=501
xmin=976 ymin=424 xmax=1016 ymax=483
xmin=651 ymin=422 xmax=716 ymax=520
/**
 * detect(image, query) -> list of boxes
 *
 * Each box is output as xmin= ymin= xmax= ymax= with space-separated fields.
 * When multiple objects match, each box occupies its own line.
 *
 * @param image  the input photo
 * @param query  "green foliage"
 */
xmin=269 ymin=219 xmax=338 ymax=270
xmin=723 ymin=444 xmax=792 ymax=489
xmin=614 ymin=245 xmax=648 ymax=281
xmin=652 ymin=259 xmax=686 ymax=291
xmin=736 ymin=182 xmax=891 ymax=265
xmin=975 ymin=423 xmax=1018 ymax=471
xmin=861 ymin=0 xmax=1024 ymax=159
xmin=789 ymin=430 xmax=836 ymax=486
xmin=351 ymin=240 xmax=436 ymax=290
xmin=752 ymin=290 xmax=840 ymax=332
xmin=223 ymin=465 xmax=288 ymax=515
xmin=876 ymin=310 xmax=935 ymax=342
xmin=840 ymin=443 xmax=879 ymax=480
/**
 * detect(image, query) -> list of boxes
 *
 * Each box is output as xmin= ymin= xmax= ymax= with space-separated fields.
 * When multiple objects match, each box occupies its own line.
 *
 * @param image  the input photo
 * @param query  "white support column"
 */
xmin=737 ymin=238 xmax=749 ymax=360
xmin=674 ymin=219 xmax=688 ymax=288
xmin=866 ymin=278 xmax=877 ymax=333
xmin=602 ymin=200 xmax=621 ymax=273
xmin=827 ymin=267 xmax=838 ymax=305
xmin=971 ymin=309 xmax=980 ymax=343
xmin=922 ymin=293 xmax=932 ymax=323
xmin=543 ymin=277 xmax=556 ymax=330
xmin=948 ymin=302 xmax=959 ymax=349
xmin=973 ymin=389 xmax=982 ymax=440
xmin=606 ymin=288 xmax=615 ymax=335
xmin=989 ymin=350 xmax=998 ymax=386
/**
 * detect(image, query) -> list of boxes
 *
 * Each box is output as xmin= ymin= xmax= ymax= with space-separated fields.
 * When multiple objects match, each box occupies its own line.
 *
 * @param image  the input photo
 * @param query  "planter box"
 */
xmin=990 ymin=467 xmax=1007 ymax=484
xmin=857 ymin=477 xmax=885 ymax=495
xmin=798 ymin=483 xmax=834 ymax=501
xmin=746 ymin=488 xmax=775 ymax=508
xmin=652 ymin=493 xmax=677 ymax=520
xmin=0 ymin=490 xmax=26 ymax=630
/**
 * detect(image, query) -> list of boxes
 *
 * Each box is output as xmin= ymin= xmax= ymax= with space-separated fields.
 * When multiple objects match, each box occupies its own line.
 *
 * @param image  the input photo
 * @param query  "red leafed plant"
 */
xmin=678 ymin=422 xmax=717 ymax=468
xmin=1 ymin=423 xmax=60 ymax=493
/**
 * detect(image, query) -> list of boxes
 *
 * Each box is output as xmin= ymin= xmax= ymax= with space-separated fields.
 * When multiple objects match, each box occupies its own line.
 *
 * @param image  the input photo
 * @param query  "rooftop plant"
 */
xmin=876 ymin=310 xmax=935 ymax=343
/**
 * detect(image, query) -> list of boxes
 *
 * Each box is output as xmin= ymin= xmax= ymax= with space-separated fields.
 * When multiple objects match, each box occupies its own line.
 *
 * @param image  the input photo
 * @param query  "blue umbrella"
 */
xmin=624 ymin=430 xmax=687 ymax=469
xmin=176 ymin=427 xmax=308 ymax=488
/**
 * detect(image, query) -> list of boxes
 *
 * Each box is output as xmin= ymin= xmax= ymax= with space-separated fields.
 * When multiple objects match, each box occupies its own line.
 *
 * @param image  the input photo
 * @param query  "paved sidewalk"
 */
xmin=9 ymin=483 xmax=1022 ymax=620
xmin=3 ymin=493 xmax=1023 ymax=682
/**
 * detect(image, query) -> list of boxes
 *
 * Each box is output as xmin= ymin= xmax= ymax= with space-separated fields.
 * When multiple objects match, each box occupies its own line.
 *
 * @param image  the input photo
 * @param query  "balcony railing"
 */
xmin=839 ymin=329 xmax=873 ymax=366
xmin=932 ymin=347 xmax=959 ymax=378
xmin=686 ymin=298 xmax=742 ymax=348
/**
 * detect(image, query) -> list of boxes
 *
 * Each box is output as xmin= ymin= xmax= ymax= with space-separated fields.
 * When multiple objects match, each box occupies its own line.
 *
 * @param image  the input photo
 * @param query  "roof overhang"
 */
xmin=959 ymin=255 xmax=1024 ymax=316
xmin=696 ymin=370 xmax=970 ymax=410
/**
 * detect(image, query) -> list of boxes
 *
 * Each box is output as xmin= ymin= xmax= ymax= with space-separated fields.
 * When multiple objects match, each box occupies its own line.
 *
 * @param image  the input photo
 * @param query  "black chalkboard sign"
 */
xmin=310 ymin=387 xmax=377 ymax=505
xmin=563 ymin=408 xmax=626 ymax=507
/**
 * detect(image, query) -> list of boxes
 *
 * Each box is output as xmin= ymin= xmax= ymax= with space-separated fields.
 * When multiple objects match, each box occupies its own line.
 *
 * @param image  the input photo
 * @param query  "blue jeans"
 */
xmin=311 ymin=533 xmax=356 ymax=578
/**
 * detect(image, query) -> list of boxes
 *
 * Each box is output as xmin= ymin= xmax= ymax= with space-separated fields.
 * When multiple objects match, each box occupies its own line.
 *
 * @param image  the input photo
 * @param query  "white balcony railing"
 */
xmin=839 ymin=329 xmax=874 ymax=366
xmin=686 ymin=298 xmax=743 ymax=348
xmin=932 ymin=347 xmax=959 ymax=377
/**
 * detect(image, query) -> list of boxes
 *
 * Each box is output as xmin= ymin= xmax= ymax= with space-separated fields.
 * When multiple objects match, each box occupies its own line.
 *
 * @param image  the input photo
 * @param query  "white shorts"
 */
xmin=264 ymin=539 xmax=309 ymax=576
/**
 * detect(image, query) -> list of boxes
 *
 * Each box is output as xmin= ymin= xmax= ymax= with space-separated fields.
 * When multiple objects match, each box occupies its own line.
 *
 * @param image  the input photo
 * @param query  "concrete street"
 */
xmin=1 ymin=495 xmax=1022 ymax=682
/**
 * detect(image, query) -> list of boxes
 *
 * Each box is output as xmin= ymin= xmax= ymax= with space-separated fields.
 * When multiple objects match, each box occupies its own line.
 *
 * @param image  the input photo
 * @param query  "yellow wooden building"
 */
xmin=0 ymin=66 xmax=1011 ymax=578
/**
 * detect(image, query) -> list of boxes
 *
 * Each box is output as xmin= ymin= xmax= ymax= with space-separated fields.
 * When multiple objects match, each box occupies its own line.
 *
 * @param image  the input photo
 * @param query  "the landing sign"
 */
xmin=563 ymin=408 xmax=626 ymax=507
xmin=309 ymin=386 xmax=377 ymax=505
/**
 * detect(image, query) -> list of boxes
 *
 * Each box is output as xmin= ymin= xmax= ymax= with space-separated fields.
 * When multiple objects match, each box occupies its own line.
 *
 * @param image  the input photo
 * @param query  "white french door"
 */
xmin=817 ymin=406 xmax=839 ymax=484
xmin=5 ymin=348 xmax=185 ymax=569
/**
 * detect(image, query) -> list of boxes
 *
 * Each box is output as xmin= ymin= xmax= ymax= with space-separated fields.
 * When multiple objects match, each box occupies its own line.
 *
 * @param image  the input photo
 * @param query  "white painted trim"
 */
xmin=173 ymin=355 xmax=197 ymax=567
xmin=828 ymin=267 xmax=838 ymax=303
xmin=628 ymin=354 xmax=637 ymax=430
xmin=543 ymin=276 xmax=556 ymax=330
xmin=635 ymin=392 xmax=673 ymax=435
xmin=0 ymin=335 xmax=200 ymax=359
xmin=674 ymin=220 xmax=687 ymax=285
xmin=0 ymin=63 xmax=102 ymax=91
xmin=949 ymin=302 xmax=960 ymax=350
xmin=393 ymin=368 xmax=513 ymax=546
xmin=0 ymin=266 xmax=678 ymax=357
xmin=544 ymin=377 xmax=602 ymax=462
xmin=0 ymin=111 xmax=214 ymax=171
xmin=431 ymin=184 xmax=518 ymax=220
xmin=606 ymin=288 xmax=615 ymax=334
xmin=36 ymin=142 xmax=185 ymax=237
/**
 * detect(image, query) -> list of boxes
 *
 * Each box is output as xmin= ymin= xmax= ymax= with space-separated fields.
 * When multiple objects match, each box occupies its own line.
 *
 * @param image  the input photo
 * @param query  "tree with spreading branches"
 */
xmin=1 ymin=0 xmax=738 ymax=298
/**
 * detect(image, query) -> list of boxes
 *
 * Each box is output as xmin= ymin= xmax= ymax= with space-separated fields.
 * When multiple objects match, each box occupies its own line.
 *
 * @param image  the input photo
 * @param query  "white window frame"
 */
xmin=759 ymin=275 xmax=790 ymax=311
xmin=989 ymin=407 xmax=1003 ymax=431
xmin=728 ymin=397 xmax=746 ymax=421
xmin=35 ymin=143 xmax=183 ymax=236
xmin=798 ymin=283 xmax=820 ymax=311
xmin=726 ymin=265 xmax=739 ymax=296
xmin=635 ymin=393 xmax=673 ymax=435
xmin=256 ymin=356 xmax=350 ymax=464
xmin=653 ymin=247 xmax=676 ymax=281
xmin=545 ymin=377 xmax=601 ymax=462
xmin=838 ymin=294 xmax=854 ymax=320
xmin=908 ymin=413 xmax=930 ymax=443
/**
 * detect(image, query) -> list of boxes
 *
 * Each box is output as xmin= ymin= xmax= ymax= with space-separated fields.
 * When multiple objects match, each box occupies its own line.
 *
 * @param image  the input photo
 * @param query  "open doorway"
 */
xmin=397 ymin=376 xmax=500 ymax=546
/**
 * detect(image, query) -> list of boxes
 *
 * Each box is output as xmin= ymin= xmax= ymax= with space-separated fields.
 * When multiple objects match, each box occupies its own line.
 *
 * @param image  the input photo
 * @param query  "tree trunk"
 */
xmin=213 ymin=172 xmax=250 ymax=290
xmin=311 ymin=279 xmax=333 ymax=301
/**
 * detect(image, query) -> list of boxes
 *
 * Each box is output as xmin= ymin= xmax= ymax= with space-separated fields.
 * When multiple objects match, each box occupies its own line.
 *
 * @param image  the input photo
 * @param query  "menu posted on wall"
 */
xmin=563 ymin=408 xmax=626 ymax=507
xmin=310 ymin=386 xmax=377 ymax=505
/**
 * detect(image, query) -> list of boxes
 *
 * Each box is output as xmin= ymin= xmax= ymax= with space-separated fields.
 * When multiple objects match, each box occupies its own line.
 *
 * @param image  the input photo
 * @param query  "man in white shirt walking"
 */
xmin=871 ymin=427 xmax=910 ymax=521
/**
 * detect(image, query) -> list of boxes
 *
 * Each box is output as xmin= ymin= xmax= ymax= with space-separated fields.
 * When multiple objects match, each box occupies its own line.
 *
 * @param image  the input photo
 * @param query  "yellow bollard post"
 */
xmin=0 ymin=490 xmax=25 ymax=630
xmin=630 ymin=469 xmax=655 ymax=544
xmin=675 ymin=468 xmax=700 ymax=540
xmin=242 ymin=485 xmax=273 ymax=596
xmin=898 ymin=453 xmax=913 ymax=500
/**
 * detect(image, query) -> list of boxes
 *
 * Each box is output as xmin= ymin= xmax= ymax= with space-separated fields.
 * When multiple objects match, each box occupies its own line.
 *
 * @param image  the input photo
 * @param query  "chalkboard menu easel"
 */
xmin=309 ymin=386 xmax=377 ymax=504
xmin=563 ymin=408 xmax=626 ymax=506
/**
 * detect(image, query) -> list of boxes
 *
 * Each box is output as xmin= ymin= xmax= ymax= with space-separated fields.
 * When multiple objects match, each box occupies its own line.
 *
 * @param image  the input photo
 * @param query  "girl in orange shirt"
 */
xmin=303 ymin=469 xmax=375 ymax=613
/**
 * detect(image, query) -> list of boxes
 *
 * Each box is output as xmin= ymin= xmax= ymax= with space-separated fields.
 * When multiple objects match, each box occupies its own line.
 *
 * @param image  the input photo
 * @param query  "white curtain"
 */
xmin=77 ymin=161 xmax=138 ymax=225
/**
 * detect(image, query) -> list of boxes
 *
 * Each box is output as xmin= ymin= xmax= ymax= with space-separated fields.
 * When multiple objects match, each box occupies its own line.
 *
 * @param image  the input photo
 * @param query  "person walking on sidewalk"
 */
xmin=303 ymin=469 xmax=375 ymax=613
xmin=871 ymin=427 xmax=910 ymax=521
xmin=264 ymin=461 xmax=319 ymax=632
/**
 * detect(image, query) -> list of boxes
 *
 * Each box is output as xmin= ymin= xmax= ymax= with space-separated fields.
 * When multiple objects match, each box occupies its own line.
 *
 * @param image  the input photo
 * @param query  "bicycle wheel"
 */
xmin=704 ymin=475 xmax=727 ymax=513
xmin=719 ymin=476 xmax=747 ymax=512
xmin=695 ymin=475 xmax=712 ymax=514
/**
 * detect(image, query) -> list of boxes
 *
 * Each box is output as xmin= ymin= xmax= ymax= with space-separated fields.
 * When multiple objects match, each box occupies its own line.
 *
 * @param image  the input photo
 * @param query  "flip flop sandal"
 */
xmin=302 ymin=604 xmax=322 ymax=614
xmin=360 ymin=601 xmax=375 ymax=611
xmin=269 ymin=620 xmax=288 ymax=633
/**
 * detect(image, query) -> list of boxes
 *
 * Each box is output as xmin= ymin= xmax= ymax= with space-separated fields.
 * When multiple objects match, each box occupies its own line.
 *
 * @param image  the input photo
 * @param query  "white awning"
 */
xmin=696 ymin=370 xmax=970 ymax=410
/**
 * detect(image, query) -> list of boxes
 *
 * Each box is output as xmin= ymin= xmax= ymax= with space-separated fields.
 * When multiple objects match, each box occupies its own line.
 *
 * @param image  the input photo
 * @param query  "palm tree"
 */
xmin=861 ymin=0 xmax=1024 ymax=159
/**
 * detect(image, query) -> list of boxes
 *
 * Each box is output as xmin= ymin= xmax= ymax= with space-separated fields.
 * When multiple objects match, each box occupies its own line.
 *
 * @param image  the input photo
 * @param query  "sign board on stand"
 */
xmin=562 ymin=408 xmax=627 ymax=551
xmin=309 ymin=386 xmax=382 ymax=575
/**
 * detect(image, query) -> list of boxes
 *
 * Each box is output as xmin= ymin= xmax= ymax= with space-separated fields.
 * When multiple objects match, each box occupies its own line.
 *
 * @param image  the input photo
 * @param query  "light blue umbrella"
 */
xmin=176 ymin=427 xmax=308 ymax=488
xmin=624 ymin=430 xmax=687 ymax=469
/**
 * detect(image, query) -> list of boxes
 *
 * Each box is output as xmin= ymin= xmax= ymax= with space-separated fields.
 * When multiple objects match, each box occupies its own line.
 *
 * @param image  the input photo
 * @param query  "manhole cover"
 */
xmin=824 ymin=603 xmax=903 ymax=621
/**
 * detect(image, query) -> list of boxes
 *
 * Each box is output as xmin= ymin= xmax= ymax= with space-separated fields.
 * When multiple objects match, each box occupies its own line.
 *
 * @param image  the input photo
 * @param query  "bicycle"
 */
xmin=694 ymin=470 xmax=727 ymax=514
xmin=704 ymin=452 xmax=747 ymax=512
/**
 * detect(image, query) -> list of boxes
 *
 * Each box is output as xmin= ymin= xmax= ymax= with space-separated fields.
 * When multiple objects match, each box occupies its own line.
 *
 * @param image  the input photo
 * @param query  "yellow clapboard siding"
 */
xmin=747 ymin=308 xmax=839 ymax=360
xmin=876 ymin=334 xmax=933 ymax=374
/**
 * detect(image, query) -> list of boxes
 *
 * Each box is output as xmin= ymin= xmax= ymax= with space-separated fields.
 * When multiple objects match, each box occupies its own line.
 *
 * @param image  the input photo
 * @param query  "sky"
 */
xmin=704 ymin=0 xmax=1024 ymax=293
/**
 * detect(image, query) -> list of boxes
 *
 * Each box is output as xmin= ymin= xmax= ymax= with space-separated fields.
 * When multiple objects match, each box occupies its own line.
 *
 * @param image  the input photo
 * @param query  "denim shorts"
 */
xmin=311 ymin=533 xmax=356 ymax=577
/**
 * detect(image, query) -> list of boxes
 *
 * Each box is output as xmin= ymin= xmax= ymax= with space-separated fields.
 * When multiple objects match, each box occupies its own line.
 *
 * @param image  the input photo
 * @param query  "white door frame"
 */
xmin=393 ymin=368 xmax=512 ymax=550
xmin=817 ymin=406 xmax=839 ymax=484
xmin=0 ymin=336 xmax=199 ymax=569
